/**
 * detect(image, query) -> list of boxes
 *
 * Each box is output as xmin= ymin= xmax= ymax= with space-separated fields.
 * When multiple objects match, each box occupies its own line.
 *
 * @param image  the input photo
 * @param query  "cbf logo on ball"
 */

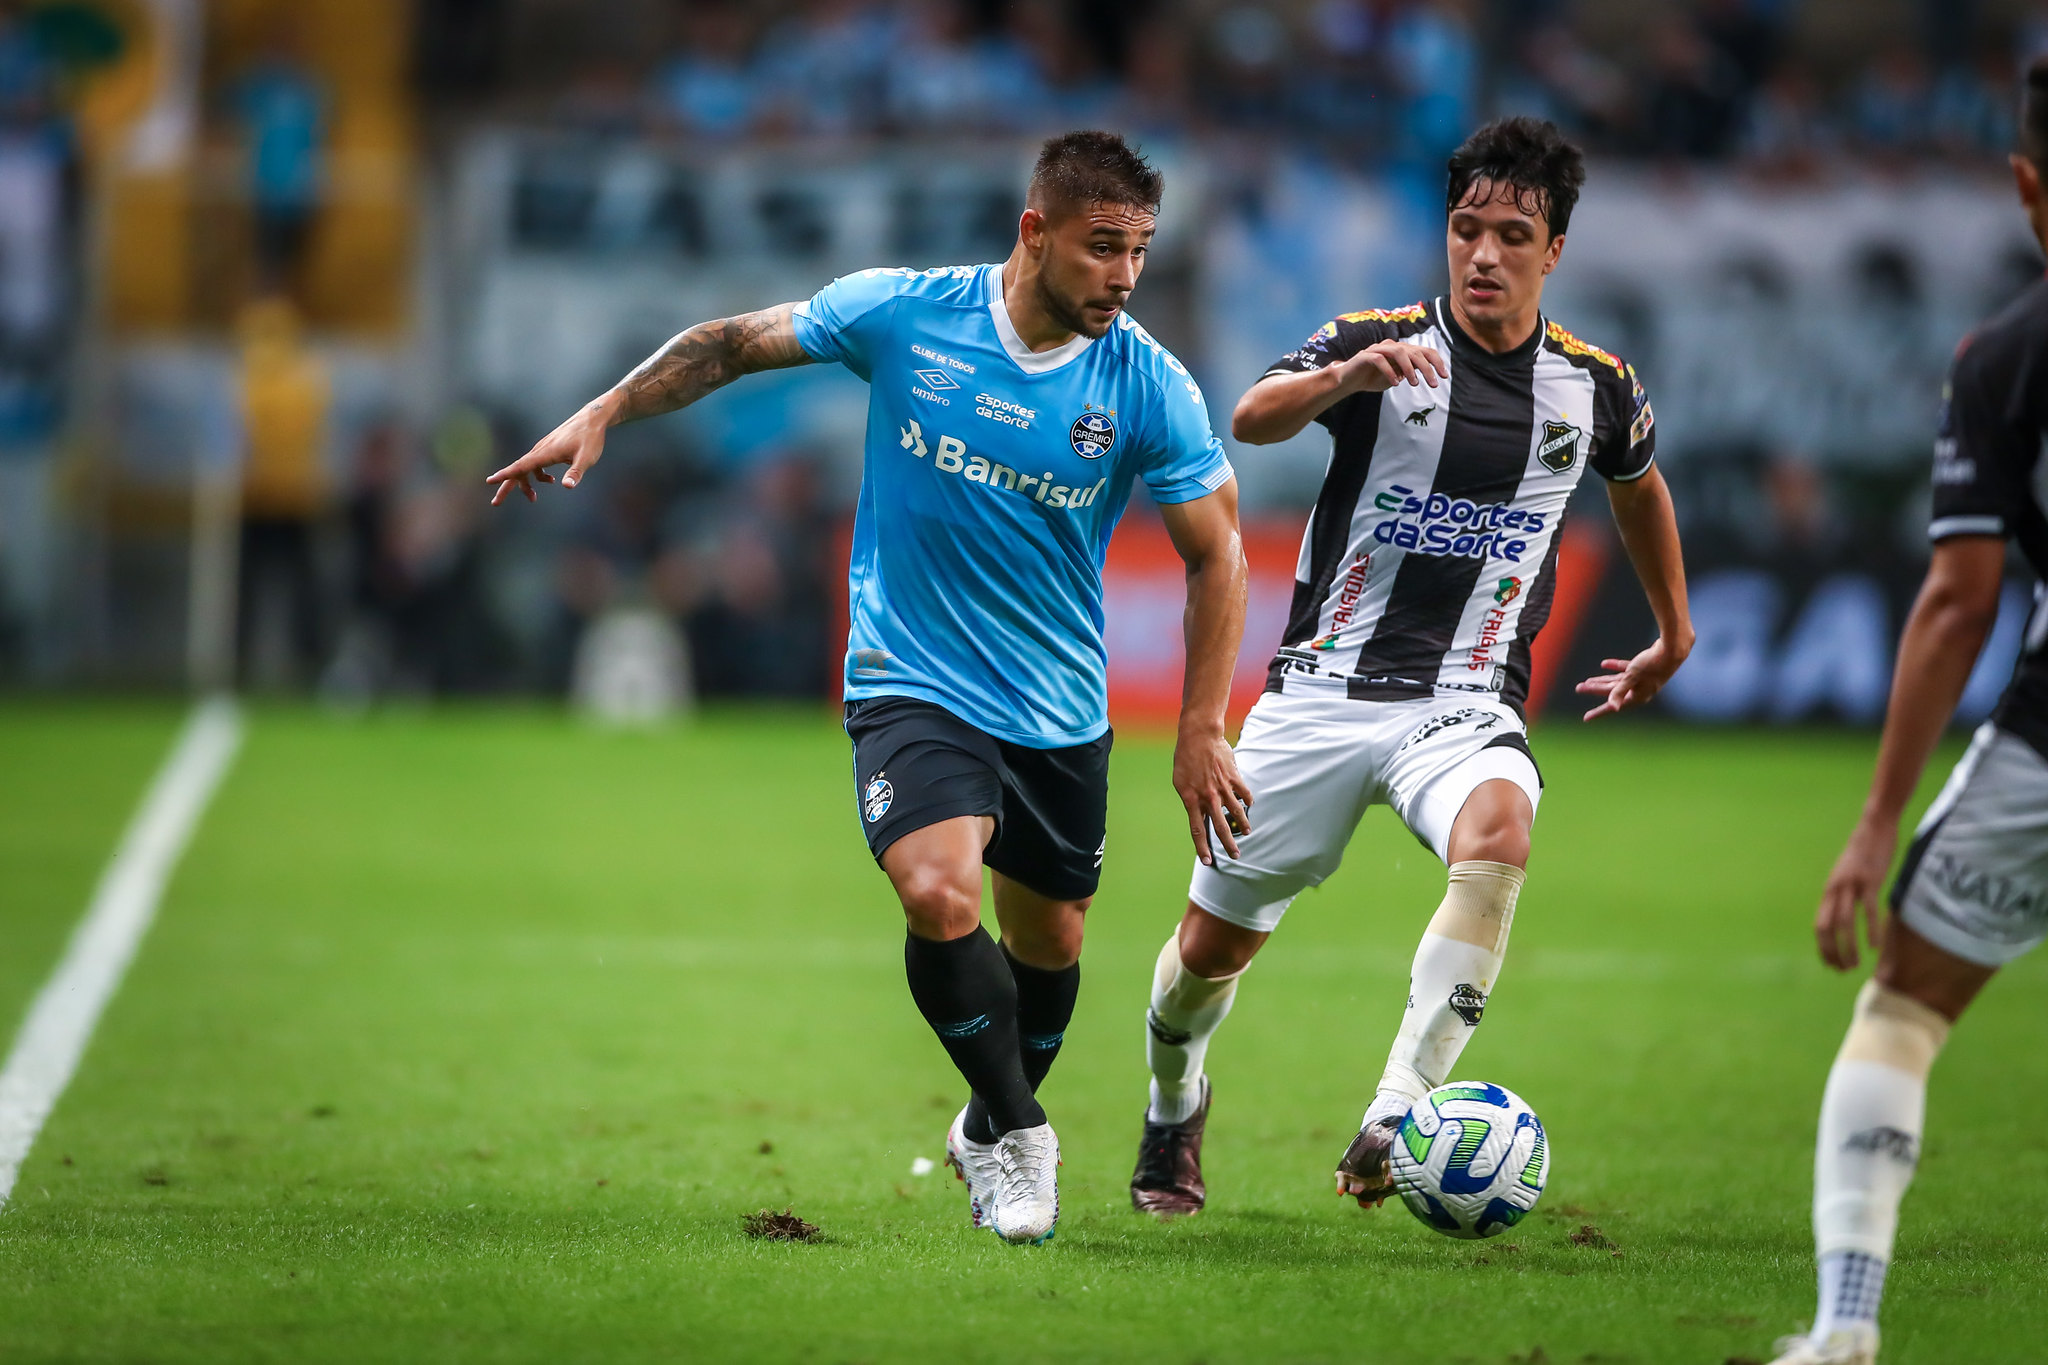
xmin=1069 ymin=406 xmax=1117 ymax=460
xmin=863 ymin=774 xmax=893 ymax=823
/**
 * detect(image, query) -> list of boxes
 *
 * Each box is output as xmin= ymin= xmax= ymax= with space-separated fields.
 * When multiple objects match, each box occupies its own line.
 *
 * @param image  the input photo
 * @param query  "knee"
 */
xmin=1445 ymin=779 xmax=1533 ymax=869
xmin=896 ymin=867 xmax=983 ymax=939
xmin=1446 ymin=801 xmax=1530 ymax=869
xmin=1007 ymin=898 xmax=1090 ymax=968
xmin=1454 ymin=820 xmax=1529 ymax=869
xmin=1177 ymin=904 xmax=1265 ymax=978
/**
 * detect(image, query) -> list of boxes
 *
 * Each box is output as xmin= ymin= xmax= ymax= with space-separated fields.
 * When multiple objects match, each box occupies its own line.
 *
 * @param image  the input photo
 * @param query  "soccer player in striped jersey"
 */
xmin=1129 ymin=117 xmax=1694 ymax=1217
xmin=1764 ymin=60 xmax=2048 ymax=1365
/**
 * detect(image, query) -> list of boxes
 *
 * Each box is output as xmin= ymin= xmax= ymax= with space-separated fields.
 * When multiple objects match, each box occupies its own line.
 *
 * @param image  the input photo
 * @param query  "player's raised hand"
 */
xmin=1815 ymin=817 xmax=1897 ymax=970
xmin=486 ymin=398 xmax=614 ymax=506
xmin=1573 ymin=636 xmax=1685 ymax=721
xmin=1339 ymin=340 xmax=1449 ymax=395
xmin=1174 ymin=730 xmax=1253 ymax=866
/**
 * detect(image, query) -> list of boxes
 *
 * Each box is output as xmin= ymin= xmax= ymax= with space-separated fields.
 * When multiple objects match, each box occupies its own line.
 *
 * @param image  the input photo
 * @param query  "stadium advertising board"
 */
xmin=1542 ymin=526 xmax=2032 ymax=728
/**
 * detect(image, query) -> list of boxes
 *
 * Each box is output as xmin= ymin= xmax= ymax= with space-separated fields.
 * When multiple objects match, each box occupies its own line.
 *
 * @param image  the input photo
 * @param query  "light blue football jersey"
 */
xmin=793 ymin=262 xmax=1233 ymax=747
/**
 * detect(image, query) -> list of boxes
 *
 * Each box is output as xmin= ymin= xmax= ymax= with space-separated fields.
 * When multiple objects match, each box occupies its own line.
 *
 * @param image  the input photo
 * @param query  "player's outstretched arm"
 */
xmin=1815 ymin=537 xmax=2005 ymax=969
xmin=1575 ymin=466 xmax=1694 ymax=721
xmin=1230 ymin=341 xmax=1448 ymax=445
xmin=486 ymin=303 xmax=811 ymax=505
xmin=1160 ymin=480 xmax=1253 ymax=865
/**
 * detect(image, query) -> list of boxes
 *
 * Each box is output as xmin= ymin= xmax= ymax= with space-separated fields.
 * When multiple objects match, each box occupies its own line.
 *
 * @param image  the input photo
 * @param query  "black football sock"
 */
xmin=964 ymin=945 xmax=1081 ymax=1144
xmin=905 ymin=929 xmax=1045 ymax=1138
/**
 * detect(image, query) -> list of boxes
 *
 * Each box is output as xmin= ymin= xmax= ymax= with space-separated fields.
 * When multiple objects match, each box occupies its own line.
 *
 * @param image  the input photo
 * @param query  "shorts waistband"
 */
xmin=1268 ymin=649 xmax=1504 ymax=705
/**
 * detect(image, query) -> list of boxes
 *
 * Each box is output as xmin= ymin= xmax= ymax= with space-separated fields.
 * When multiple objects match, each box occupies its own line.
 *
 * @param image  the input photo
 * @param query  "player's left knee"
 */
xmin=1872 ymin=921 xmax=1996 ymax=1022
xmin=1459 ymin=825 xmax=1528 ymax=868
xmin=1006 ymin=899 xmax=1089 ymax=968
xmin=1445 ymin=782 xmax=1532 ymax=868
xmin=1447 ymin=816 xmax=1528 ymax=869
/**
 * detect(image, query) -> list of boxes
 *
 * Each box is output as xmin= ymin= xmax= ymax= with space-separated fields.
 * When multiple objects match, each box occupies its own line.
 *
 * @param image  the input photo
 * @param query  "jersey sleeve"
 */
xmin=790 ymin=269 xmax=907 ymax=381
xmin=1591 ymin=363 xmax=1656 ymax=481
xmin=1137 ymin=369 xmax=1235 ymax=505
xmin=1929 ymin=335 xmax=2030 ymax=542
xmin=1265 ymin=318 xmax=1358 ymax=379
xmin=1264 ymin=317 xmax=1378 ymax=433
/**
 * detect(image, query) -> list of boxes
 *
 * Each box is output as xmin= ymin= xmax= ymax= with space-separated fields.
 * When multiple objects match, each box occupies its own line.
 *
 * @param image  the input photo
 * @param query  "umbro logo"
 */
xmin=914 ymin=368 xmax=959 ymax=390
xmin=1405 ymin=405 xmax=1435 ymax=426
xmin=1146 ymin=1008 xmax=1192 ymax=1047
xmin=1844 ymin=1126 xmax=1919 ymax=1165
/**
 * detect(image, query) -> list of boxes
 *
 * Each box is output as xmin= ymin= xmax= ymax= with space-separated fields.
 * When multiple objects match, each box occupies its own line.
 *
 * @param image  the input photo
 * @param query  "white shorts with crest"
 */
xmin=1188 ymin=678 xmax=1543 ymax=934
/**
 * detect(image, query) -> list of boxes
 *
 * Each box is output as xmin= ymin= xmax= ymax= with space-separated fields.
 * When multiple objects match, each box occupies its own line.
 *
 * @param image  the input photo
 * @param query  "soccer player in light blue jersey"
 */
xmin=486 ymin=132 xmax=1252 ymax=1245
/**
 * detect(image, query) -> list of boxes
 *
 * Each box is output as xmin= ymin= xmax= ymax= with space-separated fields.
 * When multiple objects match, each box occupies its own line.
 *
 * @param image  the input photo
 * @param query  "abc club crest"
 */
xmin=1069 ymin=409 xmax=1116 ymax=460
xmin=1538 ymin=420 xmax=1581 ymax=473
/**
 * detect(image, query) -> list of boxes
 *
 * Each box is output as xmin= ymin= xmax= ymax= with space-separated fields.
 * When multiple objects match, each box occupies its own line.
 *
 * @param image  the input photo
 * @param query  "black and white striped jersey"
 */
xmin=1932 ymin=274 xmax=2048 ymax=760
xmin=1261 ymin=297 xmax=1655 ymax=716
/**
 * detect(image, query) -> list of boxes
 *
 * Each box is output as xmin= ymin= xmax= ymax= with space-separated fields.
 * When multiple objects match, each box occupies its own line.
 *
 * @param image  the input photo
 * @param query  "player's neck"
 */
xmin=1446 ymin=293 xmax=1541 ymax=355
xmin=1000 ymin=255 xmax=1080 ymax=353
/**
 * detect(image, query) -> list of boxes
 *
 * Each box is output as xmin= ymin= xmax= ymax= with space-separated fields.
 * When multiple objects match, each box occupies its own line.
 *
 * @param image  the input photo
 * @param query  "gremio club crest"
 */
xmin=1070 ymin=406 xmax=1117 ymax=459
xmin=863 ymin=774 xmax=893 ymax=823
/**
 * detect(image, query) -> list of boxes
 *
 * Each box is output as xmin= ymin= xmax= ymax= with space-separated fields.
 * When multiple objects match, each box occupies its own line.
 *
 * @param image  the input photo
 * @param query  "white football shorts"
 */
xmin=1188 ymin=678 xmax=1543 ymax=933
xmin=1894 ymin=721 xmax=2048 ymax=967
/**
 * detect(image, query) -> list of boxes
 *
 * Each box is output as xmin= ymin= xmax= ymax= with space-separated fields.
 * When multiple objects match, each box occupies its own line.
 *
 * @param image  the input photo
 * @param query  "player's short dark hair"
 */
xmin=2020 ymin=56 xmax=2048 ymax=169
xmin=1445 ymin=117 xmax=1586 ymax=238
xmin=1028 ymin=130 xmax=1163 ymax=220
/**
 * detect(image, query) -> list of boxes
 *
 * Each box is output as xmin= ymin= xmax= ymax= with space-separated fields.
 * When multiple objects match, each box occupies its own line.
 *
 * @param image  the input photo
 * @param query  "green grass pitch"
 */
xmin=1 ymin=702 xmax=2043 ymax=1364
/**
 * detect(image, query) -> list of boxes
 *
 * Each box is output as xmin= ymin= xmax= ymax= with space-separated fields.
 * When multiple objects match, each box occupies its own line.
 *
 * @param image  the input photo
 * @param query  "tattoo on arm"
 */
xmin=613 ymin=303 xmax=810 ymax=423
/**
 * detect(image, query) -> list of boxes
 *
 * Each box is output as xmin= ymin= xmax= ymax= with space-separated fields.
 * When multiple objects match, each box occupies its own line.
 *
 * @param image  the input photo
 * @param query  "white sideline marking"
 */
xmin=0 ymin=697 xmax=243 ymax=1208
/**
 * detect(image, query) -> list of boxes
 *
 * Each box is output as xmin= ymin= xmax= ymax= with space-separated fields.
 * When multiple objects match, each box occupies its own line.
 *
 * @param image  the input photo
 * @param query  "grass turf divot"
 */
xmin=742 ymin=1208 xmax=821 ymax=1242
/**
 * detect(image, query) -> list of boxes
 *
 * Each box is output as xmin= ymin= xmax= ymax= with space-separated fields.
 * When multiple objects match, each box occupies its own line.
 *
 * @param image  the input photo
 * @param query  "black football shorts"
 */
xmin=844 ymin=695 xmax=1111 ymax=902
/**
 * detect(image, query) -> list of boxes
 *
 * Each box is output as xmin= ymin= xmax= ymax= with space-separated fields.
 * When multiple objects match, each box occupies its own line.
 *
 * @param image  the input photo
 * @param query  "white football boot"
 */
xmin=1767 ymin=1325 xmax=1879 ymax=1365
xmin=943 ymin=1105 xmax=998 ymax=1230
xmin=990 ymin=1122 xmax=1061 ymax=1245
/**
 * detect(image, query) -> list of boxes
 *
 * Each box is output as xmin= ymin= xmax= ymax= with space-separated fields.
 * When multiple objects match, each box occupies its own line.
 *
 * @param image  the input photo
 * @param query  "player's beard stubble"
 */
xmin=1035 ymin=268 xmax=1119 ymax=340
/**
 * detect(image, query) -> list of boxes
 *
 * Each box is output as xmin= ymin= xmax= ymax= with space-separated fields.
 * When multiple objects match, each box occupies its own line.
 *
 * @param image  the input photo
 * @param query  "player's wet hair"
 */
xmin=2020 ymin=55 xmax=2048 ymax=169
xmin=1027 ymin=131 xmax=1163 ymax=221
xmin=1445 ymin=117 xmax=1586 ymax=238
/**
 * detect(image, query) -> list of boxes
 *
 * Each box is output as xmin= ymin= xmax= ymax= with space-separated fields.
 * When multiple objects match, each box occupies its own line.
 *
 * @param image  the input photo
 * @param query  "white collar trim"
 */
xmin=986 ymin=267 xmax=1095 ymax=375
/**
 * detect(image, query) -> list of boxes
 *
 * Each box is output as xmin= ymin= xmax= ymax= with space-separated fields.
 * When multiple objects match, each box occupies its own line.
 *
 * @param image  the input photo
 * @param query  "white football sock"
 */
xmin=1809 ymin=979 xmax=1949 ymax=1340
xmin=1145 ymin=932 xmax=1243 ymax=1125
xmin=1812 ymin=1250 xmax=1887 ymax=1345
xmin=1363 ymin=861 xmax=1523 ymax=1129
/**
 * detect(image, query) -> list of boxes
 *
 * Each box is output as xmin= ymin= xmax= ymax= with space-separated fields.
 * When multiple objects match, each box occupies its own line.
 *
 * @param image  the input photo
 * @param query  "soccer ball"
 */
xmin=1389 ymin=1081 xmax=1548 ymax=1239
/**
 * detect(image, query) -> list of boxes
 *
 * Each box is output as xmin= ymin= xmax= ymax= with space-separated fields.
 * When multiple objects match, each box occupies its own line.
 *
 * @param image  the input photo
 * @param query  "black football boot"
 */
xmin=1334 ymin=1114 xmax=1403 ymax=1208
xmin=1129 ymin=1078 xmax=1212 ymax=1217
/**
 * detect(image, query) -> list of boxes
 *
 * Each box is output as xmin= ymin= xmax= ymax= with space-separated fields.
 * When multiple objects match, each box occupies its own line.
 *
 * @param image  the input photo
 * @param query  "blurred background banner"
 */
xmin=0 ymin=0 xmax=2041 ymax=723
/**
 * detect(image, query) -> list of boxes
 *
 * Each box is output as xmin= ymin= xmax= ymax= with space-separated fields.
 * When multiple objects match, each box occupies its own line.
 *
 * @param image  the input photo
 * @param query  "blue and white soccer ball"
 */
xmin=1389 ymin=1081 xmax=1548 ymax=1239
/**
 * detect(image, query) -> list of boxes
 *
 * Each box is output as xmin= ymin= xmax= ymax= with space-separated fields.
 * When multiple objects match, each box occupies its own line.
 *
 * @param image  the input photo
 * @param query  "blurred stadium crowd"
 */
xmin=485 ymin=0 xmax=2035 ymax=169
xmin=0 ymin=0 xmax=2043 ymax=714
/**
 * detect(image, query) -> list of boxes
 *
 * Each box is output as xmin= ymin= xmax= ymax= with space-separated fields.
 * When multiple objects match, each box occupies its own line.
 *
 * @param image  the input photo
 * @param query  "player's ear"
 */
xmin=1018 ymin=207 xmax=1048 ymax=253
xmin=2010 ymin=154 xmax=2042 ymax=212
xmin=1542 ymin=231 xmax=1565 ymax=275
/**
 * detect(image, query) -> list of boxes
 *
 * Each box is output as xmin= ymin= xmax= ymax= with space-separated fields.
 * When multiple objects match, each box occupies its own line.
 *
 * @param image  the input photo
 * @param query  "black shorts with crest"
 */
xmin=845 ymin=696 xmax=1110 ymax=901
